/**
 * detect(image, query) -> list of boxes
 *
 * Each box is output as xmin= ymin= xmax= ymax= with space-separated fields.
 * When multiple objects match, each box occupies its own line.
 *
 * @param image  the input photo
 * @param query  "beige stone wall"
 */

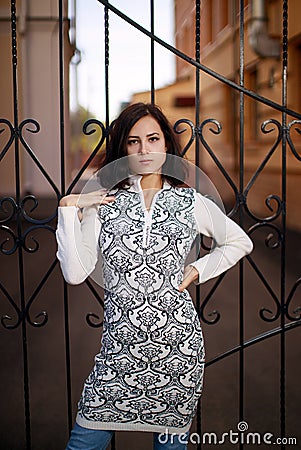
xmin=0 ymin=0 xmax=71 ymax=197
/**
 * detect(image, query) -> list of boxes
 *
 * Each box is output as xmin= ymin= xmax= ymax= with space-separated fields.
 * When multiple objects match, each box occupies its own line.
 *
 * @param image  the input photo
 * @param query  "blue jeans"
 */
xmin=66 ymin=422 xmax=189 ymax=450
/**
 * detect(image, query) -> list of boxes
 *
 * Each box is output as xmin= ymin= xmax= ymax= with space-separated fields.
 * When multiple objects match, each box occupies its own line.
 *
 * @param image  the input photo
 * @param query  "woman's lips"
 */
xmin=139 ymin=159 xmax=153 ymax=164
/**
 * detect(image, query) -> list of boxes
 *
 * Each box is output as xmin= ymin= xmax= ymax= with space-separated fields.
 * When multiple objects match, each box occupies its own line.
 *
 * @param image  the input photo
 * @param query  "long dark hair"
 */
xmin=98 ymin=103 xmax=186 ymax=189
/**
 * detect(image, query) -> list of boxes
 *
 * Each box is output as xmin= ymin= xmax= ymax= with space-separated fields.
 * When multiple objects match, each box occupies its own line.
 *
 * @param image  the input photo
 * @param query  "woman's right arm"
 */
xmin=56 ymin=192 xmax=115 ymax=284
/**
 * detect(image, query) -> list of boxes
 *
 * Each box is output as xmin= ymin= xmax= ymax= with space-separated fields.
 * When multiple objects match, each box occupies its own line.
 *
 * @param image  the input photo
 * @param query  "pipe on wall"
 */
xmin=248 ymin=0 xmax=280 ymax=58
xmin=19 ymin=0 xmax=28 ymax=35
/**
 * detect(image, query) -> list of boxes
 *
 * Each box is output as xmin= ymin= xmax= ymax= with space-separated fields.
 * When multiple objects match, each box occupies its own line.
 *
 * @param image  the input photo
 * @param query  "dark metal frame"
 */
xmin=1 ymin=0 xmax=301 ymax=449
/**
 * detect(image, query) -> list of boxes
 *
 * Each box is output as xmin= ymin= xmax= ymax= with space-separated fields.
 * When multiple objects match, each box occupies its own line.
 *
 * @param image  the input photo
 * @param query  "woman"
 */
xmin=56 ymin=103 xmax=253 ymax=450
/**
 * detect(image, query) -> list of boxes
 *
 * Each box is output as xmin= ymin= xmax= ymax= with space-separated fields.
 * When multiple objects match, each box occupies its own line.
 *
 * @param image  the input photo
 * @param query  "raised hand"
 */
xmin=59 ymin=190 xmax=116 ymax=208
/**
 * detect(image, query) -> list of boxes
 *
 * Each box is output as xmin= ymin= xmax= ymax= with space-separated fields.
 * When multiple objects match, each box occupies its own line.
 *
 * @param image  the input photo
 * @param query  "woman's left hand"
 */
xmin=178 ymin=266 xmax=199 ymax=292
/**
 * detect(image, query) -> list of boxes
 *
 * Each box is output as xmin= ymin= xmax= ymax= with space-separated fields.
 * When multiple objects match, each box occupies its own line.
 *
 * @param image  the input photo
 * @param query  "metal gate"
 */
xmin=1 ymin=0 xmax=301 ymax=449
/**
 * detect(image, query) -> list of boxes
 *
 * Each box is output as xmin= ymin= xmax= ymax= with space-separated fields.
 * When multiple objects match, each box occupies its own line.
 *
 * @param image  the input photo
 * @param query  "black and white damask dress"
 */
xmin=56 ymin=176 xmax=253 ymax=434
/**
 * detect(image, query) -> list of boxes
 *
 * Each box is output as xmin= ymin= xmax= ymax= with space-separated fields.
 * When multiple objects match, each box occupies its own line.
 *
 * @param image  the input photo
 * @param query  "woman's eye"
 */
xmin=149 ymin=137 xmax=159 ymax=142
xmin=128 ymin=139 xmax=138 ymax=145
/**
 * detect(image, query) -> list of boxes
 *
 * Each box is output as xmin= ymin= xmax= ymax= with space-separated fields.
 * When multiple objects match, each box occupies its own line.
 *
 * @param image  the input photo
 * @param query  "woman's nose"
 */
xmin=139 ymin=141 xmax=149 ymax=154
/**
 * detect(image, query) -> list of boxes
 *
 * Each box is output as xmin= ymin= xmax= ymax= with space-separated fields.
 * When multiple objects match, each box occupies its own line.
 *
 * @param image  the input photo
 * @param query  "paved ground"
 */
xmin=0 ymin=213 xmax=301 ymax=450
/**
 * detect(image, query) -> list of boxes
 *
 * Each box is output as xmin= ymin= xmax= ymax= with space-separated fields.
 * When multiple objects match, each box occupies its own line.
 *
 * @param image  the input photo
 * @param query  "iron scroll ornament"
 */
xmin=287 ymin=120 xmax=301 ymax=161
xmin=0 ymin=223 xmax=57 ymax=329
xmin=0 ymin=117 xmax=60 ymax=329
xmin=65 ymin=118 xmax=108 ymax=329
xmin=197 ymin=118 xmax=240 ymax=217
xmin=173 ymin=118 xmax=196 ymax=157
xmin=0 ymin=119 xmax=15 ymax=162
xmin=243 ymin=119 xmax=283 ymax=223
xmin=67 ymin=119 xmax=107 ymax=195
xmin=0 ymin=118 xmax=106 ymax=330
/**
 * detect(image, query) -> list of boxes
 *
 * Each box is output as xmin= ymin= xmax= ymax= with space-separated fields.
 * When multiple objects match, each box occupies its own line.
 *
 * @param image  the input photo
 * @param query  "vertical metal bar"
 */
xmin=150 ymin=0 xmax=155 ymax=104
xmin=59 ymin=0 xmax=66 ymax=197
xmin=195 ymin=1 xmax=201 ymax=448
xmin=238 ymin=1 xmax=245 ymax=447
xmin=280 ymin=1 xmax=288 ymax=447
xmin=10 ymin=0 xmax=31 ymax=448
xmin=103 ymin=8 xmax=116 ymax=450
xmin=63 ymin=283 xmax=72 ymax=434
xmin=195 ymin=1 xmax=201 ymax=134
xmin=104 ymin=2 xmax=110 ymax=126
xmin=59 ymin=0 xmax=73 ymax=435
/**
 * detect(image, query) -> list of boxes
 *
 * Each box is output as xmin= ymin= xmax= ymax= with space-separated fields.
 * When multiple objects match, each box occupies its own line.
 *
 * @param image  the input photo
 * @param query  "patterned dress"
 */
xmin=56 ymin=176 xmax=253 ymax=434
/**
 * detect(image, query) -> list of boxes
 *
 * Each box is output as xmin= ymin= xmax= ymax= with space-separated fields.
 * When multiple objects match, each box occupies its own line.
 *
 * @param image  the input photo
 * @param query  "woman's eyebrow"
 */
xmin=128 ymin=132 xmax=160 ymax=138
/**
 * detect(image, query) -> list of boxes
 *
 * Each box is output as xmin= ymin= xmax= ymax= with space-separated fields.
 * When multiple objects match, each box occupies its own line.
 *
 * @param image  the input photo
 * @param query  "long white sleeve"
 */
xmin=56 ymin=206 xmax=100 ymax=285
xmin=189 ymin=193 xmax=253 ymax=284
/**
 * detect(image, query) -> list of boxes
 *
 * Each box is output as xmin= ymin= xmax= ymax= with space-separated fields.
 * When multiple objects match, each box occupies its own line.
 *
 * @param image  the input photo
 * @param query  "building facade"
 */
xmin=132 ymin=0 xmax=301 ymax=231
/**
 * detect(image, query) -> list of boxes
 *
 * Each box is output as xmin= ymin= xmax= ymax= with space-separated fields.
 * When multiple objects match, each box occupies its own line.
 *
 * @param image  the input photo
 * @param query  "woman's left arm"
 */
xmin=181 ymin=192 xmax=253 ymax=288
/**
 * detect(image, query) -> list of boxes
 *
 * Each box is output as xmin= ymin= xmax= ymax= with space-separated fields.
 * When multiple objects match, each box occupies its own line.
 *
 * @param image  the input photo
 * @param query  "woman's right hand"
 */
xmin=59 ymin=190 xmax=116 ymax=208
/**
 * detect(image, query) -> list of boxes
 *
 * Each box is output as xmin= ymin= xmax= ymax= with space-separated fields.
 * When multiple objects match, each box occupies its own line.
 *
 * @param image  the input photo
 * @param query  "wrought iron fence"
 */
xmin=1 ymin=0 xmax=301 ymax=449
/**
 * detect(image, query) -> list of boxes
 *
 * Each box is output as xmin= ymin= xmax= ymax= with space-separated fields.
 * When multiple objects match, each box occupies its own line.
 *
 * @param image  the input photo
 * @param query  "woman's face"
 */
xmin=126 ymin=115 xmax=167 ymax=175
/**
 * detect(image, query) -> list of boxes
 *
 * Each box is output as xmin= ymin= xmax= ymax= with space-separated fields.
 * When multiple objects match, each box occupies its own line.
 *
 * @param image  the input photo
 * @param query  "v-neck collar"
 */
xmin=128 ymin=174 xmax=171 ymax=193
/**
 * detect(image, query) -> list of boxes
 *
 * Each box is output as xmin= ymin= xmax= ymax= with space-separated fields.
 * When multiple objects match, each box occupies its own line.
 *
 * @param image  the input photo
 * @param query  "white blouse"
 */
xmin=56 ymin=177 xmax=253 ymax=287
